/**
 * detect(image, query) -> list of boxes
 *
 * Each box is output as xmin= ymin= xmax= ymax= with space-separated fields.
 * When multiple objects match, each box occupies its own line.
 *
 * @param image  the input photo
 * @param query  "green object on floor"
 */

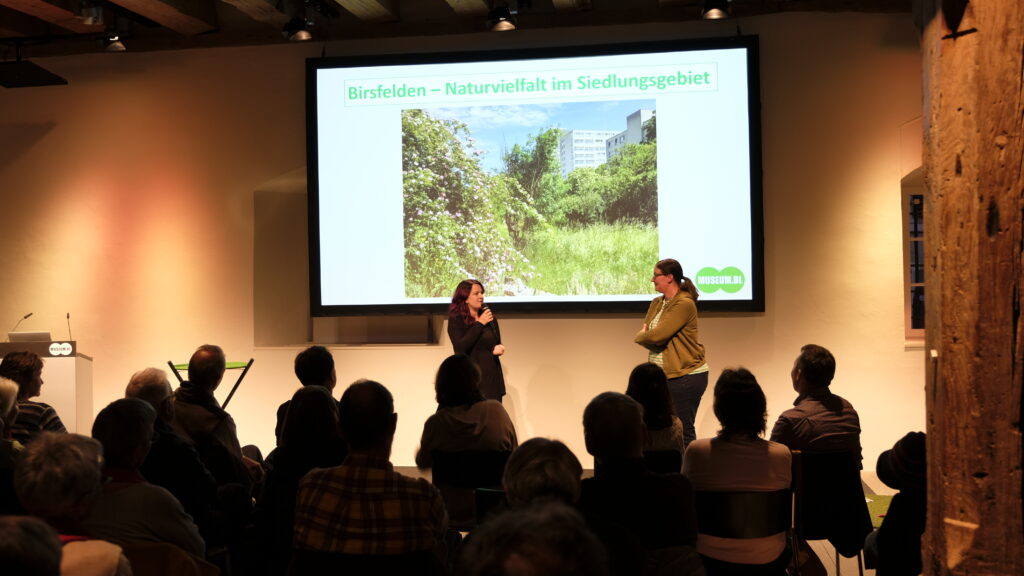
xmin=865 ymin=494 xmax=893 ymax=528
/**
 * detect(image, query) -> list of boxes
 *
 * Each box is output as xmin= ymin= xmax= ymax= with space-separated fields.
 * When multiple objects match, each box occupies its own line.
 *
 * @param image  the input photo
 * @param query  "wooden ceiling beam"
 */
xmin=105 ymin=0 xmax=216 ymax=35
xmin=0 ymin=4 xmax=48 ymax=36
xmin=331 ymin=0 xmax=398 ymax=22
xmin=444 ymin=0 xmax=488 ymax=15
xmin=552 ymin=0 xmax=592 ymax=10
xmin=0 ymin=0 xmax=104 ymax=33
xmin=221 ymin=0 xmax=290 ymax=28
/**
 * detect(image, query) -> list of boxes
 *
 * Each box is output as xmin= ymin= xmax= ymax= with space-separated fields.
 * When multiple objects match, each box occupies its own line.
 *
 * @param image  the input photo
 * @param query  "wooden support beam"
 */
xmin=221 ymin=0 xmax=289 ymax=28
xmin=444 ymin=0 xmax=488 ymax=15
xmin=920 ymin=0 xmax=1024 ymax=575
xmin=0 ymin=0 xmax=104 ymax=33
xmin=105 ymin=0 xmax=216 ymax=35
xmin=331 ymin=0 xmax=397 ymax=22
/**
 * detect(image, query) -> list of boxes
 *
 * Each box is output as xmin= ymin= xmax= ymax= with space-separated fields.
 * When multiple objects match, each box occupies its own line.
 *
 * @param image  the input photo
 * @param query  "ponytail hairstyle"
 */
xmin=656 ymin=258 xmax=699 ymax=301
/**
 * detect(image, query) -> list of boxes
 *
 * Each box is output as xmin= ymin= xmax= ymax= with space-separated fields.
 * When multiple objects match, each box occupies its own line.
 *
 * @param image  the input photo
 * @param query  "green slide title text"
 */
xmin=346 ymin=69 xmax=714 ymax=102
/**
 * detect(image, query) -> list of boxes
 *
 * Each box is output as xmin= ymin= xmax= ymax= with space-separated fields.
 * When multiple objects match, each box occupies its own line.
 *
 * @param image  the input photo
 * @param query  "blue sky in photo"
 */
xmin=422 ymin=99 xmax=656 ymax=174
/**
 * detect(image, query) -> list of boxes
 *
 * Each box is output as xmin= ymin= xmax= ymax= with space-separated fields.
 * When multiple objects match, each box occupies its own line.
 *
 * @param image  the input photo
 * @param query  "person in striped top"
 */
xmin=0 ymin=351 xmax=66 ymax=444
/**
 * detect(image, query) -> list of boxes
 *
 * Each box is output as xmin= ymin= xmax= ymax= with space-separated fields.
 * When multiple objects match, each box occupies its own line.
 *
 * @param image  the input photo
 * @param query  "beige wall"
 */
xmin=0 ymin=13 xmax=924 ymax=469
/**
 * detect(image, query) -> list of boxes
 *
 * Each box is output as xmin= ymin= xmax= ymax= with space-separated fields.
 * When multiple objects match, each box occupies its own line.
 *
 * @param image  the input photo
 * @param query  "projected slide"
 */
xmin=402 ymin=100 xmax=657 ymax=298
xmin=309 ymin=38 xmax=762 ymax=314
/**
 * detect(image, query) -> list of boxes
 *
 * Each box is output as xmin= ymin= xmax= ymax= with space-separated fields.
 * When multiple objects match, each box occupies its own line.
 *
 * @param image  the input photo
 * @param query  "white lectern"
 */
xmin=0 ymin=341 xmax=93 ymax=434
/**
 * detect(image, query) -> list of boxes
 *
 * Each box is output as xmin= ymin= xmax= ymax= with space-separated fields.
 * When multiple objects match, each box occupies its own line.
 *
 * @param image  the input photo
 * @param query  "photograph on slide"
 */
xmin=402 ymin=99 xmax=659 ymax=299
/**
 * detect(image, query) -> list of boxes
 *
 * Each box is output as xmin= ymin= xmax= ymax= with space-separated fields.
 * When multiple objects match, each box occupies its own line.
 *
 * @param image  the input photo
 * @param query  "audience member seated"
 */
xmin=864 ymin=432 xmax=926 ymax=576
xmin=0 ymin=351 xmax=66 ymax=444
xmin=0 ymin=376 xmax=26 ymax=514
xmin=454 ymin=502 xmax=610 ymax=576
xmin=682 ymin=368 xmax=792 ymax=575
xmin=770 ymin=344 xmax=865 ymax=574
xmin=626 ymin=363 xmax=686 ymax=455
xmin=292 ymin=379 xmax=448 ymax=570
xmin=83 ymin=398 xmax=206 ymax=559
xmin=126 ymin=367 xmax=218 ymax=541
xmin=14 ymin=431 xmax=133 ymax=576
xmin=578 ymin=392 xmax=701 ymax=576
xmin=503 ymin=438 xmax=583 ymax=509
xmin=415 ymin=354 xmax=518 ymax=469
xmin=255 ymin=385 xmax=348 ymax=575
xmin=172 ymin=344 xmax=259 ymax=488
xmin=275 ymin=345 xmax=338 ymax=446
xmin=415 ymin=354 xmax=517 ymax=529
xmin=770 ymin=344 xmax=862 ymax=462
xmin=500 ymin=437 xmax=646 ymax=576
xmin=0 ymin=515 xmax=63 ymax=576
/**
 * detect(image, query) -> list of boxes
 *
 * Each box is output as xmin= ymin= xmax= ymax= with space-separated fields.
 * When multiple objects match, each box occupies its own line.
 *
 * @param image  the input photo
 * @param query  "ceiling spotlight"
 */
xmin=103 ymin=35 xmax=126 ymax=52
xmin=283 ymin=17 xmax=313 ymax=42
xmin=702 ymin=0 xmax=731 ymax=19
xmin=488 ymin=3 xmax=517 ymax=32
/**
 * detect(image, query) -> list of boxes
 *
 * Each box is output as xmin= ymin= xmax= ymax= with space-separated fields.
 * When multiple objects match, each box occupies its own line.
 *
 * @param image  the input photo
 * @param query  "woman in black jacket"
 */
xmin=447 ymin=279 xmax=505 ymax=401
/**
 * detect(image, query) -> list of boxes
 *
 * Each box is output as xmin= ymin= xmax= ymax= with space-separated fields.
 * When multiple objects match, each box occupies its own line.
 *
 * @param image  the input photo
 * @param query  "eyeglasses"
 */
xmin=651 ymin=273 xmax=669 ymax=280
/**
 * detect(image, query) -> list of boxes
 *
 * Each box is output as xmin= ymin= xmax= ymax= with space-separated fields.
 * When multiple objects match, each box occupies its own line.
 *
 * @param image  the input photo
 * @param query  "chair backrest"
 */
xmin=430 ymin=450 xmax=511 ymax=488
xmin=791 ymin=450 xmax=873 ymax=557
xmin=646 ymin=545 xmax=707 ymax=576
xmin=121 ymin=542 xmax=220 ymax=576
xmin=431 ymin=450 xmax=511 ymax=530
xmin=694 ymin=489 xmax=792 ymax=539
xmin=474 ymin=487 xmax=508 ymax=525
xmin=287 ymin=548 xmax=438 ymax=576
xmin=643 ymin=450 xmax=683 ymax=474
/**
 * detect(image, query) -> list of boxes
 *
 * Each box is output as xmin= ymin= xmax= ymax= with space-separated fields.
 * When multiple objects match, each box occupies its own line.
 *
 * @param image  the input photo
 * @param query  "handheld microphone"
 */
xmin=67 ymin=312 xmax=73 ymax=341
xmin=9 ymin=312 xmax=32 ymax=337
xmin=480 ymin=305 xmax=499 ymax=341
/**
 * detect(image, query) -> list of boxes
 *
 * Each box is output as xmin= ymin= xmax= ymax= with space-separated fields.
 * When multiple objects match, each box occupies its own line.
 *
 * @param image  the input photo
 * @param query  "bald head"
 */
xmin=583 ymin=392 xmax=645 ymax=460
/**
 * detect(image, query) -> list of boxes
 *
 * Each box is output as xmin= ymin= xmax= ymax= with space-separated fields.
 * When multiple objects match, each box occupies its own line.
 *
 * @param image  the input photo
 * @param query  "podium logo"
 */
xmin=49 ymin=342 xmax=73 ymax=356
xmin=694 ymin=266 xmax=746 ymax=294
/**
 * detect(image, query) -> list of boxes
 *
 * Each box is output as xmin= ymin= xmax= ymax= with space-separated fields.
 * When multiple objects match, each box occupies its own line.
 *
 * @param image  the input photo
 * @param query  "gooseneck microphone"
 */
xmin=67 ymin=312 xmax=73 ymax=341
xmin=9 ymin=312 xmax=32 ymax=337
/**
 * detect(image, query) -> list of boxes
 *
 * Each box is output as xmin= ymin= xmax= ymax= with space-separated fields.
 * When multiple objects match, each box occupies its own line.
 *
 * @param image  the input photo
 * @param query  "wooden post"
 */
xmin=920 ymin=0 xmax=1024 ymax=574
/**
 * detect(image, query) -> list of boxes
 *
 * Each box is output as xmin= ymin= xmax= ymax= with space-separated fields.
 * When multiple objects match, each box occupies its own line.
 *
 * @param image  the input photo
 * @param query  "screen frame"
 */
xmin=307 ymin=35 xmax=764 ymax=316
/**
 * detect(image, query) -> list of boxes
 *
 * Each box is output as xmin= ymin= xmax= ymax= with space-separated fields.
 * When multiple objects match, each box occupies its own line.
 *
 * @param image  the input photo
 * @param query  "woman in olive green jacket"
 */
xmin=634 ymin=258 xmax=708 ymax=447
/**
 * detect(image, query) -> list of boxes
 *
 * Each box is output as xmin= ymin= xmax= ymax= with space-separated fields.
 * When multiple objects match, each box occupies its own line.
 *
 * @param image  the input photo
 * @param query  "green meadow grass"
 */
xmin=524 ymin=223 xmax=658 ymax=295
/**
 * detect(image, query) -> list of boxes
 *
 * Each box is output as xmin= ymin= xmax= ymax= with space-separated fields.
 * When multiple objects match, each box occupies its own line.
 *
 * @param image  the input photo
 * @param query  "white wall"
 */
xmin=0 ymin=13 xmax=925 ymax=469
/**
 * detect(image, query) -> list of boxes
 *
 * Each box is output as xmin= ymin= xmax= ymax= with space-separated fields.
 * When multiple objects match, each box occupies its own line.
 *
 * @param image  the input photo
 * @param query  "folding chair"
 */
xmin=791 ymin=450 xmax=872 ymax=576
xmin=431 ymin=450 xmax=511 ymax=531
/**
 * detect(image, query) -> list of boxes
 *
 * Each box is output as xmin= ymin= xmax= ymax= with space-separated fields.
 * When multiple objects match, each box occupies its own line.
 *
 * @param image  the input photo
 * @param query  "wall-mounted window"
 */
xmin=902 ymin=167 xmax=925 ymax=340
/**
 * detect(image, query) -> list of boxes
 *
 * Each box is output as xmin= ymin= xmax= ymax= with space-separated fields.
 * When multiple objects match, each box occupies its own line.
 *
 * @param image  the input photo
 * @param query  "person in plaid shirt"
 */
xmin=292 ymin=379 xmax=448 ymax=565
